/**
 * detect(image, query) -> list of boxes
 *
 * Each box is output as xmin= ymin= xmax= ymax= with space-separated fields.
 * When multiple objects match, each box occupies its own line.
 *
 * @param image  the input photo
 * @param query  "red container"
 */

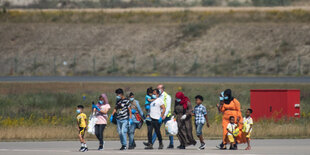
xmin=250 ymin=89 xmax=300 ymax=120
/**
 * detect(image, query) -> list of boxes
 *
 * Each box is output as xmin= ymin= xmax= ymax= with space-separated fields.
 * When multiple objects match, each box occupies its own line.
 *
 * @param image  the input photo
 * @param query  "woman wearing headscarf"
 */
xmin=92 ymin=94 xmax=111 ymax=150
xmin=174 ymin=92 xmax=196 ymax=149
xmin=216 ymin=89 xmax=244 ymax=150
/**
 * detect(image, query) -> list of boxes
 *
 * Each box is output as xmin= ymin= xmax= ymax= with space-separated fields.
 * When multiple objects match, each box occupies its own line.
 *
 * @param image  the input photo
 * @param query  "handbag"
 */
xmin=135 ymin=113 xmax=144 ymax=129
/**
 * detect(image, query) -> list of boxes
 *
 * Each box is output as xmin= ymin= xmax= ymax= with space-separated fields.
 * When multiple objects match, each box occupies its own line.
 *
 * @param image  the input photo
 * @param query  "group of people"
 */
xmin=75 ymin=84 xmax=254 ymax=152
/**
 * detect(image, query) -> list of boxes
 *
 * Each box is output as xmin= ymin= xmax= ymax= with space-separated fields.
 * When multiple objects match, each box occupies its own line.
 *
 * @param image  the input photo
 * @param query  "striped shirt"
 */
xmin=116 ymin=98 xmax=131 ymax=120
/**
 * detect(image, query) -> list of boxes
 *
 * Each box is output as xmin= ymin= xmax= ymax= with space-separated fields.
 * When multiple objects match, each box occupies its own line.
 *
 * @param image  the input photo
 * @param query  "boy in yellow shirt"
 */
xmin=242 ymin=108 xmax=253 ymax=150
xmin=76 ymin=105 xmax=88 ymax=152
xmin=226 ymin=116 xmax=239 ymax=150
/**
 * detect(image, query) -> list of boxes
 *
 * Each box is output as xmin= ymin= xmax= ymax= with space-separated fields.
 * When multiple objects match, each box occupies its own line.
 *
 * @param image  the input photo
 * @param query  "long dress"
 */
xmin=220 ymin=98 xmax=245 ymax=144
xmin=174 ymin=101 xmax=196 ymax=147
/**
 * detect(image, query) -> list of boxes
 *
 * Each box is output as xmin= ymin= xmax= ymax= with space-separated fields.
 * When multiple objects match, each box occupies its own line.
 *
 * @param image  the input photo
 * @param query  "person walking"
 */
xmin=174 ymin=92 xmax=196 ymax=149
xmin=127 ymin=92 xmax=144 ymax=149
xmin=92 ymin=94 xmax=110 ymax=150
xmin=144 ymin=89 xmax=166 ymax=150
xmin=216 ymin=89 xmax=245 ymax=150
xmin=110 ymin=88 xmax=133 ymax=150
xmin=151 ymin=84 xmax=174 ymax=149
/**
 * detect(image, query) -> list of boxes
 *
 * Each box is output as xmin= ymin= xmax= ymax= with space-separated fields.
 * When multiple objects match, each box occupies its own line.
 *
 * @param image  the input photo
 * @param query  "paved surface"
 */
xmin=0 ymin=139 xmax=309 ymax=155
xmin=1 ymin=76 xmax=310 ymax=83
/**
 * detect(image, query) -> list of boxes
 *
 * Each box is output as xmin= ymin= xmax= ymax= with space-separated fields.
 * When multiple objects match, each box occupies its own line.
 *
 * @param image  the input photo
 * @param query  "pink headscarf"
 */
xmin=97 ymin=93 xmax=109 ymax=105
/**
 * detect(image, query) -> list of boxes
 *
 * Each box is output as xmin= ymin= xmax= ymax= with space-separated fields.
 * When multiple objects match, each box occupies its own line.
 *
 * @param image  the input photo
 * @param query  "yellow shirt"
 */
xmin=77 ymin=113 xmax=87 ymax=128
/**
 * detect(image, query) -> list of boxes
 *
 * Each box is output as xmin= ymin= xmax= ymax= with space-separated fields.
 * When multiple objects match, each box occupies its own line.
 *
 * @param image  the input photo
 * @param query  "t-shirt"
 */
xmin=227 ymin=123 xmax=237 ymax=136
xmin=150 ymin=98 xmax=164 ymax=120
xmin=116 ymin=98 xmax=131 ymax=120
xmin=145 ymin=95 xmax=152 ymax=105
xmin=193 ymin=104 xmax=207 ymax=124
xmin=77 ymin=113 xmax=87 ymax=128
xmin=243 ymin=116 xmax=253 ymax=132
xmin=95 ymin=103 xmax=111 ymax=124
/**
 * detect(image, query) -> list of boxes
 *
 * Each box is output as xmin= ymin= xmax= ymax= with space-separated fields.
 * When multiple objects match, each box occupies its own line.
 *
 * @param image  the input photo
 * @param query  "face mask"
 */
xmin=224 ymin=96 xmax=229 ymax=100
xmin=99 ymin=100 xmax=104 ymax=104
xmin=159 ymin=90 xmax=162 ymax=94
xmin=152 ymin=94 xmax=157 ymax=99
xmin=130 ymin=98 xmax=134 ymax=102
xmin=76 ymin=109 xmax=81 ymax=114
xmin=219 ymin=97 xmax=224 ymax=101
xmin=176 ymin=98 xmax=181 ymax=102
xmin=116 ymin=95 xmax=121 ymax=100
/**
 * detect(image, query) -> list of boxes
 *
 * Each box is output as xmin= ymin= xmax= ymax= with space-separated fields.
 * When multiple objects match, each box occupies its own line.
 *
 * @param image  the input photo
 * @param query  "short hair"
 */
xmin=99 ymin=95 xmax=103 ymax=99
xmin=77 ymin=105 xmax=84 ymax=109
xmin=153 ymin=88 xmax=160 ymax=95
xmin=129 ymin=92 xmax=134 ymax=97
xmin=229 ymin=116 xmax=234 ymax=120
xmin=247 ymin=108 xmax=253 ymax=114
xmin=147 ymin=87 xmax=153 ymax=94
xmin=115 ymin=88 xmax=124 ymax=95
xmin=195 ymin=95 xmax=203 ymax=101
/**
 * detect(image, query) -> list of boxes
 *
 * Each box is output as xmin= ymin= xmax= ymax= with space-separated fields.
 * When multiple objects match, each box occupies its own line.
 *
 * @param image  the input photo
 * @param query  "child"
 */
xmin=76 ymin=105 xmax=88 ymax=152
xmin=242 ymin=108 xmax=253 ymax=150
xmin=193 ymin=95 xmax=210 ymax=150
xmin=145 ymin=87 xmax=155 ymax=121
xmin=226 ymin=116 xmax=239 ymax=150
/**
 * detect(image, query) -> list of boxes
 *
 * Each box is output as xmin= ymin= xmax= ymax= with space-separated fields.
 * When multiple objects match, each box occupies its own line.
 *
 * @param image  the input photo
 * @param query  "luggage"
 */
xmin=135 ymin=113 xmax=144 ymax=129
xmin=165 ymin=116 xmax=178 ymax=136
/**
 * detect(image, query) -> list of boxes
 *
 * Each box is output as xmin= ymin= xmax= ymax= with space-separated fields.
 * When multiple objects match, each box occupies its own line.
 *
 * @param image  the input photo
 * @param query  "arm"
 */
xmin=160 ymin=104 xmax=166 ymax=118
xmin=128 ymin=106 xmax=132 ymax=119
xmin=185 ymin=101 xmax=193 ymax=117
xmin=204 ymin=114 xmax=210 ymax=127
xmin=111 ymin=108 xmax=116 ymax=115
xmin=227 ymin=128 xmax=233 ymax=134
xmin=135 ymin=100 xmax=144 ymax=117
xmin=164 ymin=95 xmax=171 ymax=117
xmin=77 ymin=120 xmax=80 ymax=130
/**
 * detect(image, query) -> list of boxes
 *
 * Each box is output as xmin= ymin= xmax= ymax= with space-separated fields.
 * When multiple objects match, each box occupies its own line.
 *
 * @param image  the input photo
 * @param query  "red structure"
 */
xmin=250 ymin=89 xmax=300 ymax=120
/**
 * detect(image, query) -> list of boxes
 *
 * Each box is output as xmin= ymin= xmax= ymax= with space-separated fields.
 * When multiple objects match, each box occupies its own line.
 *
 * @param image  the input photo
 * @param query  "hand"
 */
xmin=92 ymin=104 xmax=100 ymax=111
xmin=110 ymin=115 xmax=114 ymax=123
xmin=145 ymin=105 xmax=150 ymax=110
xmin=206 ymin=122 xmax=210 ymax=128
xmin=181 ymin=114 xmax=187 ymax=120
xmin=158 ymin=117 xmax=163 ymax=124
xmin=216 ymin=104 xmax=219 ymax=108
xmin=162 ymin=116 xmax=166 ymax=120
xmin=131 ymin=109 xmax=136 ymax=114
xmin=129 ymin=118 xmax=133 ymax=125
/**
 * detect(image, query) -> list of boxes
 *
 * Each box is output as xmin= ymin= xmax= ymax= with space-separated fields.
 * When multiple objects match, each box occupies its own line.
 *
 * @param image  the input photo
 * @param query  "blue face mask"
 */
xmin=130 ymin=98 xmax=134 ymax=102
xmin=224 ymin=96 xmax=229 ymax=100
xmin=116 ymin=95 xmax=121 ymax=100
xmin=219 ymin=97 xmax=224 ymax=101
xmin=99 ymin=100 xmax=104 ymax=104
xmin=152 ymin=94 xmax=157 ymax=99
xmin=176 ymin=98 xmax=181 ymax=102
xmin=76 ymin=109 xmax=81 ymax=114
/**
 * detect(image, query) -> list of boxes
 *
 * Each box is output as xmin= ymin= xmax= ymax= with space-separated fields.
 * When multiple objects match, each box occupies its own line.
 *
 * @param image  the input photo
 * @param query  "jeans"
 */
xmin=95 ymin=124 xmax=106 ymax=146
xmin=195 ymin=123 xmax=204 ymax=136
xmin=128 ymin=123 xmax=136 ymax=147
xmin=117 ymin=119 xmax=129 ymax=147
xmin=152 ymin=116 xmax=174 ymax=145
xmin=147 ymin=118 xmax=162 ymax=144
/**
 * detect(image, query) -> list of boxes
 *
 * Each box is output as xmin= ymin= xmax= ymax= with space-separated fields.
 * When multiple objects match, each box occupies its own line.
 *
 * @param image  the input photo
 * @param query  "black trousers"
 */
xmin=95 ymin=124 xmax=106 ymax=146
xmin=147 ymin=118 xmax=162 ymax=144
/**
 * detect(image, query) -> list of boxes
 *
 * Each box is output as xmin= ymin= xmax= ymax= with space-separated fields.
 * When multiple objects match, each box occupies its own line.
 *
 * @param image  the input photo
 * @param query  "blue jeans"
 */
xmin=128 ymin=123 xmax=136 ymax=147
xmin=117 ymin=119 xmax=129 ymax=147
xmin=152 ymin=116 xmax=174 ymax=145
xmin=195 ymin=123 xmax=204 ymax=136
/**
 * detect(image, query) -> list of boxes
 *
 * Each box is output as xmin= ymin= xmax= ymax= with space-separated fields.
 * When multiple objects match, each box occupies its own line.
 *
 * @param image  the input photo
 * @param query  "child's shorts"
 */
xmin=79 ymin=127 xmax=86 ymax=136
xmin=227 ymin=135 xmax=235 ymax=143
xmin=195 ymin=123 xmax=204 ymax=136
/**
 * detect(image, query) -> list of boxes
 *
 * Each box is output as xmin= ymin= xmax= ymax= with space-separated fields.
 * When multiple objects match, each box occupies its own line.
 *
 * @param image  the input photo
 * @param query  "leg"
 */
xmin=147 ymin=121 xmax=154 ymax=144
xmin=128 ymin=123 xmax=136 ymax=148
xmin=152 ymin=132 xmax=157 ymax=144
xmin=153 ymin=120 xmax=162 ymax=143
xmin=120 ymin=120 xmax=129 ymax=147
xmin=99 ymin=124 xmax=106 ymax=146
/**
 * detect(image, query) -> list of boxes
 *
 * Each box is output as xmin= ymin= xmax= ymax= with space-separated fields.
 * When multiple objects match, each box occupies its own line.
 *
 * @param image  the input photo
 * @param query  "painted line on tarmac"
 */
xmin=0 ymin=149 xmax=71 ymax=153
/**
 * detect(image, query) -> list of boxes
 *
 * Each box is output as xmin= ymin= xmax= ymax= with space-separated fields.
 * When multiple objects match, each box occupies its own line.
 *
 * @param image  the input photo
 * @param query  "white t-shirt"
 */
xmin=243 ymin=116 xmax=253 ymax=132
xmin=227 ymin=123 xmax=237 ymax=136
xmin=150 ymin=98 xmax=164 ymax=120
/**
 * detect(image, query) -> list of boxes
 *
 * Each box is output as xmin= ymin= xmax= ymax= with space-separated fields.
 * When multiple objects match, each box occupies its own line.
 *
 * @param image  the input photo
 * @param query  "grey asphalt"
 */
xmin=1 ymin=76 xmax=310 ymax=83
xmin=0 ymin=139 xmax=309 ymax=155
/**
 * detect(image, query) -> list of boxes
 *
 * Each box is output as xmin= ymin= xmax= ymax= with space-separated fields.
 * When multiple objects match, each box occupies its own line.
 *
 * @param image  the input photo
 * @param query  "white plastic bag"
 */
xmin=87 ymin=114 xmax=98 ymax=135
xmin=165 ymin=116 xmax=178 ymax=136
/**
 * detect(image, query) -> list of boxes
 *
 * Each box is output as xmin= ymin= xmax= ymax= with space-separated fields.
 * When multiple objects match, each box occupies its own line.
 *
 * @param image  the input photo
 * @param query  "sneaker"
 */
xmin=144 ymin=144 xmax=153 ymax=150
xmin=199 ymin=143 xmax=206 ymax=150
xmin=98 ymin=145 xmax=103 ymax=151
xmin=143 ymin=142 xmax=149 ymax=146
xmin=133 ymin=140 xmax=136 ymax=148
xmin=81 ymin=147 xmax=88 ymax=152
xmin=158 ymin=143 xmax=164 ymax=149
xmin=79 ymin=147 xmax=84 ymax=152
xmin=167 ymin=144 xmax=174 ymax=149
xmin=128 ymin=146 xmax=134 ymax=150
xmin=177 ymin=145 xmax=185 ymax=149
xmin=120 ymin=146 xmax=127 ymax=150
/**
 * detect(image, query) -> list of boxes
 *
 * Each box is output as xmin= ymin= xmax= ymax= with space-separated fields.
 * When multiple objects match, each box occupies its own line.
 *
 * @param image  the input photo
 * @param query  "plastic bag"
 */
xmin=87 ymin=114 xmax=98 ymax=135
xmin=165 ymin=116 xmax=178 ymax=136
